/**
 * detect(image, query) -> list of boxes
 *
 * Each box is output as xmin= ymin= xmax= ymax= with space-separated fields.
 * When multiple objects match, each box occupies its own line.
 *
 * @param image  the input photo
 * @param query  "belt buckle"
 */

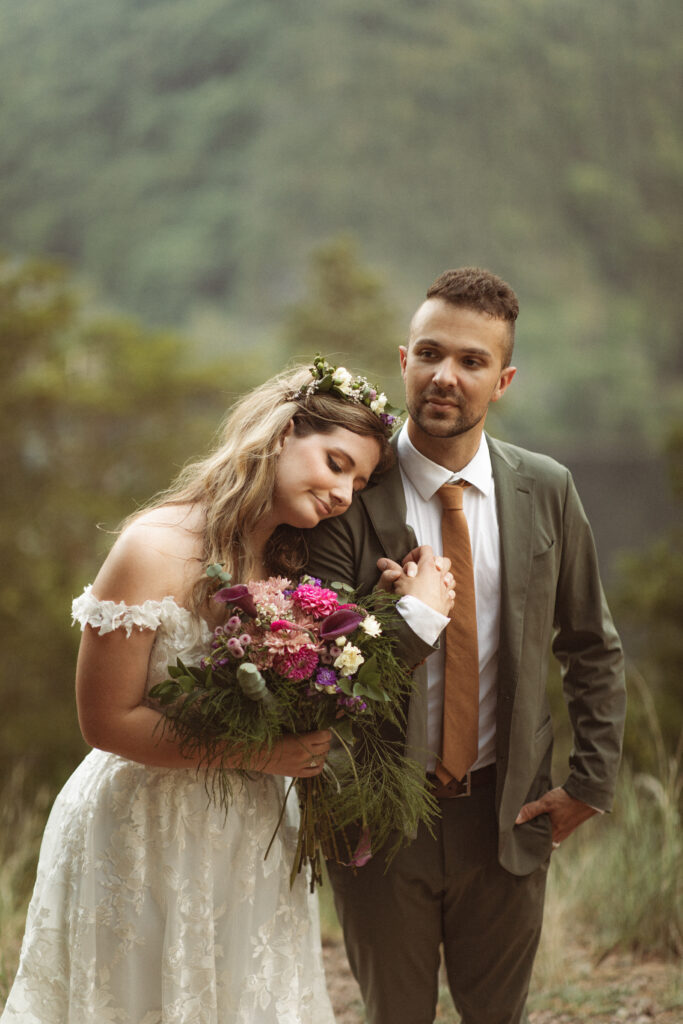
xmin=445 ymin=772 xmax=471 ymax=797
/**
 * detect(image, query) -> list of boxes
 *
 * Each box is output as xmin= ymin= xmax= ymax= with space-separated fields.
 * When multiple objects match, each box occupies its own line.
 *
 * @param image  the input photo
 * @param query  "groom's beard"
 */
xmin=406 ymin=386 xmax=486 ymax=439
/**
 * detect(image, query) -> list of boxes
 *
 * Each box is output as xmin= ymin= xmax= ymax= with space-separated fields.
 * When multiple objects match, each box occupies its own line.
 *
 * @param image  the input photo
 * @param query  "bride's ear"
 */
xmin=277 ymin=418 xmax=295 ymax=451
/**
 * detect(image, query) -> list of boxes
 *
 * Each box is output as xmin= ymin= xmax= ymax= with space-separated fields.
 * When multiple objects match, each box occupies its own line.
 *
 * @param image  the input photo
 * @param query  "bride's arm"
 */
xmin=75 ymin=516 xmax=330 ymax=776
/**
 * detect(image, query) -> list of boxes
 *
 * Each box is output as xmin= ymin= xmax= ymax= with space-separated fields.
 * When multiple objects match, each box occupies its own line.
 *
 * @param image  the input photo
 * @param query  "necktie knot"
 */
xmin=437 ymin=481 xmax=468 ymax=511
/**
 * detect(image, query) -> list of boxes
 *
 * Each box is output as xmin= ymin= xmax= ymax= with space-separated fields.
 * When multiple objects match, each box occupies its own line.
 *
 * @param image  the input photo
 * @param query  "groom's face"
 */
xmin=399 ymin=298 xmax=516 ymax=443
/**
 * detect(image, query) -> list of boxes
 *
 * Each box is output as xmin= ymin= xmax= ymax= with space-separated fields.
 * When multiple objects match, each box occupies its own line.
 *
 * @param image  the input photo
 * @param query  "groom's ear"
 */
xmin=399 ymin=346 xmax=408 ymax=377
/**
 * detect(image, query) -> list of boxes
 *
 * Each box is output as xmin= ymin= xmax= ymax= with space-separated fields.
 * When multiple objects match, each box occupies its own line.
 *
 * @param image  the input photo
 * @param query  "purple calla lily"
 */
xmin=213 ymin=585 xmax=258 ymax=618
xmin=319 ymin=607 xmax=364 ymax=640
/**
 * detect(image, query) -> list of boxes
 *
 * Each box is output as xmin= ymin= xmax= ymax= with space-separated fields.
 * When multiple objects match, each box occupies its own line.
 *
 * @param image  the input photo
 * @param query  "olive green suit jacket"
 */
xmin=306 ymin=434 xmax=626 ymax=876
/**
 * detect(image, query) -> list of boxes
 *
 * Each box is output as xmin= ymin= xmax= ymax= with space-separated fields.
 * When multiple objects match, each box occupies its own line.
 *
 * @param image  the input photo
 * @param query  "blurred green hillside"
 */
xmin=1 ymin=0 xmax=681 ymax=456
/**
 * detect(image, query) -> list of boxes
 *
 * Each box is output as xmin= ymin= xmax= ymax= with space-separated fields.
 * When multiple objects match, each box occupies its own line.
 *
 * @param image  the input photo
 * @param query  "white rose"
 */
xmin=333 ymin=367 xmax=353 ymax=386
xmin=370 ymin=394 xmax=387 ymax=414
xmin=361 ymin=615 xmax=382 ymax=637
xmin=334 ymin=644 xmax=365 ymax=677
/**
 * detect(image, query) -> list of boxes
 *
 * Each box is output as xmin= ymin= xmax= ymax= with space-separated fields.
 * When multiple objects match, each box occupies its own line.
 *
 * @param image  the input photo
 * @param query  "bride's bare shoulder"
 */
xmin=92 ymin=504 xmax=206 ymax=605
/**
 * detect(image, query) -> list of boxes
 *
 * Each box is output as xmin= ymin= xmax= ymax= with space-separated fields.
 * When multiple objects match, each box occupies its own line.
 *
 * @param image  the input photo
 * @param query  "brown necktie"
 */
xmin=436 ymin=482 xmax=479 ymax=783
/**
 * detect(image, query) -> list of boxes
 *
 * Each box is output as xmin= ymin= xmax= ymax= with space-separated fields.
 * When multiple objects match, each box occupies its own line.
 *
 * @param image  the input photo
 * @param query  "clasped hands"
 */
xmin=376 ymin=544 xmax=456 ymax=617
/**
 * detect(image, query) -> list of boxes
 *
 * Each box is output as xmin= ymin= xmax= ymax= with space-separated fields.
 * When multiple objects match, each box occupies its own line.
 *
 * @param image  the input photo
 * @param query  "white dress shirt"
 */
xmin=395 ymin=425 xmax=501 ymax=772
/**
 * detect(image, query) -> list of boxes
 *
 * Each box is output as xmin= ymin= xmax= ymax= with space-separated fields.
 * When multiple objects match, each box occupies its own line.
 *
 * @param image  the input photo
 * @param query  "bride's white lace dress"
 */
xmin=1 ymin=587 xmax=336 ymax=1024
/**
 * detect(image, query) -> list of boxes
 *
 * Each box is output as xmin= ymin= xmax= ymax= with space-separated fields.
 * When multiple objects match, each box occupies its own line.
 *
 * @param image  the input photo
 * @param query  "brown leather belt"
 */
xmin=426 ymin=763 xmax=497 ymax=798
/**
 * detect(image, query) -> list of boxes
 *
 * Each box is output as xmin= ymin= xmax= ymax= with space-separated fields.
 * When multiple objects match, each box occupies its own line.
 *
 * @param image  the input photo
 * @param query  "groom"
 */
xmin=306 ymin=267 xmax=626 ymax=1024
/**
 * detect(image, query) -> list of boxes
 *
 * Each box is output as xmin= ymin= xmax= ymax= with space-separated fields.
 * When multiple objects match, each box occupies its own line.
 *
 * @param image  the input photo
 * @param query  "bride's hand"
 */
xmin=377 ymin=545 xmax=455 ymax=617
xmin=254 ymin=729 xmax=332 ymax=778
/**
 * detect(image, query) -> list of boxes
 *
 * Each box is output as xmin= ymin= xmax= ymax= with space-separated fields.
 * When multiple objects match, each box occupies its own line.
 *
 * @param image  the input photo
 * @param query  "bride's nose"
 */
xmin=330 ymin=477 xmax=353 ymax=510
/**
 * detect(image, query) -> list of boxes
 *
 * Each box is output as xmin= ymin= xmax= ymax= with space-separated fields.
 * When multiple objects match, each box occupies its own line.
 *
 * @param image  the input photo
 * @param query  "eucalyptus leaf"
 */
xmin=352 ymin=679 xmax=391 ymax=702
xmin=330 ymin=581 xmax=355 ymax=595
xmin=335 ymin=676 xmax=354 ymax=697
xmin=356 ymin=653 xmax=379 ymax=681
xmin=206 ymin=564 xmax=232 ymax=583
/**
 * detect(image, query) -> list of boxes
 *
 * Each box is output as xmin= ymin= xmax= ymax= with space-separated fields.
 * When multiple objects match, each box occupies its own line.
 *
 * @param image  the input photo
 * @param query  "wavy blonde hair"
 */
xmin=138 ymin=365 xmax=394 ymax=613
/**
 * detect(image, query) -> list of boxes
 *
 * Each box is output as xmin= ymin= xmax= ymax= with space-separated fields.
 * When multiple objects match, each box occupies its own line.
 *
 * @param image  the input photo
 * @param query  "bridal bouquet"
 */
xmin=149 ymin=567 xmax=437 ymax=889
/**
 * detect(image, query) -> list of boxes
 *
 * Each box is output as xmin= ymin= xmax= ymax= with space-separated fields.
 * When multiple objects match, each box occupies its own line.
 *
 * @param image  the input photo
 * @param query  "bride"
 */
xmin=1 ymin=362 xmax=408 ymax=1024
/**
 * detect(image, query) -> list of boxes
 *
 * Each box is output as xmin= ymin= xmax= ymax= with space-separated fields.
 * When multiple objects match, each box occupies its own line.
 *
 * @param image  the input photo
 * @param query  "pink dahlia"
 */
xmin=274 ymin=646 xmax=320 ymax=681
xmin=291 ymin=583 xmax=340 ymax=619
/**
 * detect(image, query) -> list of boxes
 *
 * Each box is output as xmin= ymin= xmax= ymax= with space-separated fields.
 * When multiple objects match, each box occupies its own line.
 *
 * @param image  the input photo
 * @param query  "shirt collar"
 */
xmin=396 ymin=425 xmax=493 ymax=502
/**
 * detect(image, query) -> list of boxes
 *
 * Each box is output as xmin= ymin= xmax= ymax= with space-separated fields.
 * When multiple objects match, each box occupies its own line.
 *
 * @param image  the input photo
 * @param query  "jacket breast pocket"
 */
xmin=532 ymin=535 xmax=555 ymax=561
xmin=534 ymin=715 xmax=553 ymax=748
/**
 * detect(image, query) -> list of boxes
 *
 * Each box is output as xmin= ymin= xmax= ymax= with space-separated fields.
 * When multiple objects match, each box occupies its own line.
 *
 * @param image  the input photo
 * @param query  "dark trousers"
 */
xmin=326 ymin=780 xmax=548 ymax=1024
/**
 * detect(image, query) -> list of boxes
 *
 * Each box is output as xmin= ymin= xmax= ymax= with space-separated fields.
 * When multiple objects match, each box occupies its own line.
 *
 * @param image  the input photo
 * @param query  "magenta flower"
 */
xmin=227 ymin=637 xmax=245 ymax=658
xmin=319 ymin=608 xmax=364 ymax=640
xmin=291 ymin=583 xmax=340 ymax=619
xmin=214 ymin=585 xmax=258 ymax=618
xmin=274 ymin=647 xmax=320 ymax=681
xmin=344 ymin=827 xmax=372 ymax=867
xmin=270 ymin=619 xmax=302 ymax=632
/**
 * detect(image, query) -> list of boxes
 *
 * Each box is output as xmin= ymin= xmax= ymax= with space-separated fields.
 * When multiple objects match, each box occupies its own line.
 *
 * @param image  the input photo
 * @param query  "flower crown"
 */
xmin=292 ymin=355 xmax=402 ymax=431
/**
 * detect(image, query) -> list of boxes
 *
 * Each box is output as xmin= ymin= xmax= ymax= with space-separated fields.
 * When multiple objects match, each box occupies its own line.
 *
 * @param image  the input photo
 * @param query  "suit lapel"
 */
xmin=357 ymin=459 xmax=418 ymax=561
xmin=488 ymin=436 xmax=535 ymax=704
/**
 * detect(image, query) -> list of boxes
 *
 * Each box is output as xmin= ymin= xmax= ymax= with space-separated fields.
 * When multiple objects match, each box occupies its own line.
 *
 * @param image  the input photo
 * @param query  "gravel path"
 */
xmin=322 ymin=940 xmax=681 ymax=1024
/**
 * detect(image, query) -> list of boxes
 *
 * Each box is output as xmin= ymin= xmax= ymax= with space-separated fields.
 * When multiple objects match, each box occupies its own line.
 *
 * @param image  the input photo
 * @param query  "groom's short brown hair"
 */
xmin=425 ymin=267 xmax=519 ymax=365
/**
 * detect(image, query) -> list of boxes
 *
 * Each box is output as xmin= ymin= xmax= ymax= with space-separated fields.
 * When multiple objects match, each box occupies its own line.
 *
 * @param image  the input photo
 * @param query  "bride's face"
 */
xmin=272 ymin=424 xmax=381 ymax=529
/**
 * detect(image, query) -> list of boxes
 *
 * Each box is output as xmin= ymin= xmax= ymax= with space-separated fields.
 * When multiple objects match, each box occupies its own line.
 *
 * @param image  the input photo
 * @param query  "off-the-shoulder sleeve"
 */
xmin=71 ymin=585 xmax=181 ymax=638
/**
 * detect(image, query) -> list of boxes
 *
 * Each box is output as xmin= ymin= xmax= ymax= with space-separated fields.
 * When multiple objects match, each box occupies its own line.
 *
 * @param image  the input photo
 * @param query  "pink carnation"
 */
xmin=274 ymin=646 xmax=320 ymax=681
xmin=291 ymin=584 xmax=340 ymax=619
xmin=247 ymin=577 xmax=292 ymax=614
xmin=264 ymin=631 xmax=314 ymax=658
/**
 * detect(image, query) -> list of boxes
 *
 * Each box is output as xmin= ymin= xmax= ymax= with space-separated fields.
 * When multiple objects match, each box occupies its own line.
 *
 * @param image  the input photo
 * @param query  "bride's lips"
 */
xmin=313 ymin=494 xmax=331 ymax=516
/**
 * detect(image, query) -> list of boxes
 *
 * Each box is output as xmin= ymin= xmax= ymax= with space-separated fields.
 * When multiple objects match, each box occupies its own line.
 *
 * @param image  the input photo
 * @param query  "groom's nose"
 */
xmin=432 ymin=358 xmax=459 ymax=389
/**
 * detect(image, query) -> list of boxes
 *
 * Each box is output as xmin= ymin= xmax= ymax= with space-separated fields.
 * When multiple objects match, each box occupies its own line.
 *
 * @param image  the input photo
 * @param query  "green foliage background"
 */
xmin=0 ymin=0 xmax=681 ymax=795
xmin=1 ymin=0 xmax=681 ymax=451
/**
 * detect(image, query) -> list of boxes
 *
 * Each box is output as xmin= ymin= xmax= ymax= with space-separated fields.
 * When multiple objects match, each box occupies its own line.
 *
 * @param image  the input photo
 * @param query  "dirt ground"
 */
xmin=321 ymin=939 xmax=682 ymax=1024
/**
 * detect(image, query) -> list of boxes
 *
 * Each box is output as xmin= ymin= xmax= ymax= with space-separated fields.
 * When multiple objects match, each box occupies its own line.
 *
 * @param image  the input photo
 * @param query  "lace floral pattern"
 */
xmin=1 ymin=593 xmax=335 ymax=1024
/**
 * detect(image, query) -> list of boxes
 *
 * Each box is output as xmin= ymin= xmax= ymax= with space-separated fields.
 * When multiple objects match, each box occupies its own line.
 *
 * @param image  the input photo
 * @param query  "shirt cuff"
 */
xmin=396 ymin=595 xmax=449 ymax=647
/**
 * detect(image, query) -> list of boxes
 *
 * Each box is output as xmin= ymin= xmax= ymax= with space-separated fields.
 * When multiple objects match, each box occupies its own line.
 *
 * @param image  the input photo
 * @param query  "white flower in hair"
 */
xmin=333 ymin=367 xmax=355 ymax=394
xmin=292 ymin=354 xmax=402 ymax=431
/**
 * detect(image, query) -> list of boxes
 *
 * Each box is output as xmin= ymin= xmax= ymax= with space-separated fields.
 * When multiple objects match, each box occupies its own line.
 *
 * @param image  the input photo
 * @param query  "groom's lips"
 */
xmin=425 ymin=396 xmax=458 ymax=409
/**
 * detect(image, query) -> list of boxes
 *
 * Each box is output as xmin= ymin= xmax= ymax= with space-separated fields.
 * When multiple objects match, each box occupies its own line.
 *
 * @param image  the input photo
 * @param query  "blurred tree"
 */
xmin=0 ymin=255 xmax=247 ymax=789
xmin=612 ymin=424 xmax=683 ymax=767
xmin=283 ymin=235 xmax=402 ymax=382
xmin=1 ymin=0 xmax=681 ymax=457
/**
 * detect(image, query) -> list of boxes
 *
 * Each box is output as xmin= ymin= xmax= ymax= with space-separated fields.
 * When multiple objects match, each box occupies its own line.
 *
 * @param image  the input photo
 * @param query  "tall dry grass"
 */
xmin=0 ymin=764 xmax=54 ymax=1003
xmin=533 ymin=668 xmax=682 ymax=994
